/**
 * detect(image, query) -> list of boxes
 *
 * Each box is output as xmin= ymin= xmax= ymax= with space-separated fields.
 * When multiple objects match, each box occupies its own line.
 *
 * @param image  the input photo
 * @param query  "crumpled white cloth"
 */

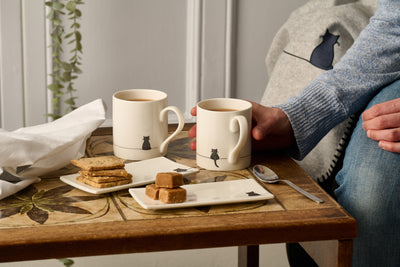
xmin=0 ymin=99 xmax=106 ymax=200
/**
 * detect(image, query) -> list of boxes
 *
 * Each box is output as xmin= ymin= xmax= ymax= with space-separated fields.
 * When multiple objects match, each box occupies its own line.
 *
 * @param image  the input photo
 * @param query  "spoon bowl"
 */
xmin=253 ymin=164 xmax=324 ymax=203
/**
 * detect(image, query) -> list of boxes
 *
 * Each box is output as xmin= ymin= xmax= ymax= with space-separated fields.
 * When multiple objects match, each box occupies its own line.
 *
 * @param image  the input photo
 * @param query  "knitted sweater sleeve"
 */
xmin=277 ymin=0 xmax=400 ymax=160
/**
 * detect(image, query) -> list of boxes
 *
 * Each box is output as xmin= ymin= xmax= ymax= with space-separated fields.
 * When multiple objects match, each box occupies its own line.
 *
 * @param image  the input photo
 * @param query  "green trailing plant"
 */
xmin=45 ymin=0 xmax=84 ymax=120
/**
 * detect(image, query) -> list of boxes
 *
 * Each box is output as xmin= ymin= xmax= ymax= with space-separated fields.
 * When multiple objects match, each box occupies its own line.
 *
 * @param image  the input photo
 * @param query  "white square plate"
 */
xmin=60 ymin=157 xmax=199 ymax=194
xmin=129 ymin=179 xmax=274 ymax=210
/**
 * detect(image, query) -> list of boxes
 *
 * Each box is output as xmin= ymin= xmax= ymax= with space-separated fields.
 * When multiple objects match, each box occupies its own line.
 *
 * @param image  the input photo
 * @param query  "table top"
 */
xmin=0 ymin=126 xmax=356 ymax=262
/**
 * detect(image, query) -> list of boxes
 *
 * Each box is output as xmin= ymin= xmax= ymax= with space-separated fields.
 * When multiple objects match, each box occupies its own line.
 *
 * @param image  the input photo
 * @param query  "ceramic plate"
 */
xmin=60 ymin=157 xmax=199 ymax=194
xmin=129 ymin=179 xmax=274 ymax=210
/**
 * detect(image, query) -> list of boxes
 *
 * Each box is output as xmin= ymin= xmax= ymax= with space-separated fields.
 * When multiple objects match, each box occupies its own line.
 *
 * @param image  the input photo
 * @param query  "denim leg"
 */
xmin=335 ymin=79 xmax=400 ymax=267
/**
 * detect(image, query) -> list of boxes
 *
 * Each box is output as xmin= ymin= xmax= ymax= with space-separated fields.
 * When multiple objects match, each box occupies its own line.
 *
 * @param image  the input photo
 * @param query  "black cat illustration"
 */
xmin=283 ymin=29 xmax=340 ymax=70
xmin=142 ymin=136 xmax=151 ymax=150
xmin=210 ymin=148 xmax=220 ymax=168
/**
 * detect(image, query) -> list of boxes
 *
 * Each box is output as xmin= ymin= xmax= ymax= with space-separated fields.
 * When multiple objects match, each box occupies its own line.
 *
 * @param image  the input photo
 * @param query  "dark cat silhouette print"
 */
xmin=283 ymin=29 xmax=340 ymax=70
xmin=210 ymin=149 xmax=220 ymax=167
xmin=142 ymin=136 xmax=151 ymax=150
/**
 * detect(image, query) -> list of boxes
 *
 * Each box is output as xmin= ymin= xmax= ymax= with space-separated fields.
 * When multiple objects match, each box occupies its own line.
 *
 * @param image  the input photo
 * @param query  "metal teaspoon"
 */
xmin=253 ymin=164 xmax=324 ymax=203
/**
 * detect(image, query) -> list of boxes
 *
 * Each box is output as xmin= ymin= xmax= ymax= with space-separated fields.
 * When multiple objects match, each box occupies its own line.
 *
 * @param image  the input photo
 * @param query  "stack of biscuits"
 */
xmin=145 ymin=172 xmax=186 ymax=204
xmin=71 ymin=156 xmax=132 ymax=188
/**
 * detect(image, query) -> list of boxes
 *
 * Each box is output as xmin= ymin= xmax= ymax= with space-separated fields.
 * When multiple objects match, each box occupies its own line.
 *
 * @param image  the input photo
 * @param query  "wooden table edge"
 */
xmin=0 ymin=208 xmax=356 ymax=262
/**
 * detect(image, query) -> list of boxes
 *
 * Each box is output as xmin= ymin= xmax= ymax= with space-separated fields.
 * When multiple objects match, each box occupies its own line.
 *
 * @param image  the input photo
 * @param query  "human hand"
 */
xmin=188 ymin=102 xmax=295 ymax=151
xmin=188 ymin=107 xmax=197 ymax=150
xmin=362 ymin=98 xmax=400 ymax=153
xmin=250 ymin=101 xmax=294 ymax=151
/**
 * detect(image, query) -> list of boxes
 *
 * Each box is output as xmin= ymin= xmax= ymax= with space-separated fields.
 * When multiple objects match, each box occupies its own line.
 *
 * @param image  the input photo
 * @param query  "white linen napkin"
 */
xmin=0 ymin=99 xmax=106 ymax=200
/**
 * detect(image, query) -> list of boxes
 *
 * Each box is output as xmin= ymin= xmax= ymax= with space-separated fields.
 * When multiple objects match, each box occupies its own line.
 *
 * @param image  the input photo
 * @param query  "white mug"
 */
xmin=196 ymin=98 xmax=252 ymax=171
xmin=113 ymin=89 xmax=184 ymax=160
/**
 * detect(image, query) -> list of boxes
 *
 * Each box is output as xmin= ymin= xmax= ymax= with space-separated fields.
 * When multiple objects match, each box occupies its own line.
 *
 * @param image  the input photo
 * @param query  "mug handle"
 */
xmin=159 ymin=106 xmax=185 ymax=155
xmin=228 ymin=115 xmax=248 ymax=164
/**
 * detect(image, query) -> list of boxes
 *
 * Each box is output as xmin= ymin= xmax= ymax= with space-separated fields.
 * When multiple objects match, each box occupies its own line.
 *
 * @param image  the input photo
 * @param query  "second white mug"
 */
xmin=196 ymin=98 xmax=252 ymax=171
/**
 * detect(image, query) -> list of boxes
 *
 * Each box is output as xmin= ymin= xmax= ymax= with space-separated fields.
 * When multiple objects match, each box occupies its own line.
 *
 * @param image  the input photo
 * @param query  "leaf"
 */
xmin=46 ymin=113 xmax=61 ymax=120
xmin=73 ymin=65 xmax=82 ymax=74
xmin=63 ymin=71 xmax=72 ymax=81
xmin=64 ymin=97 xmax=77 ymax=105
xmin=61 ymin=62 xmax=72 ymax=71
xmin=27 ymin=206 xmax=49 ymax=224
xmin=20 ymin=203 xmax=33 ymax=215
xmin=66 ymin=1 xmax=76 ymax=11
xmin=47 ymin=204 xmax=92 ymax=214
xmin=46 ymin=9 xmax=54 ymax=19
xmin=71 ymin=22 xmax=80 ymax=29
xmin=32 ymin=190 xmax=46 ymax=202
xmin=76 ymin=42 xmax=82 ymax=51
xmin=0 ymin=207 xmax=20 ymax=218
xmin=47 ymin=83 xmax=60 ymax=91
xmin=43 ymin=185 xmax=75 ymax=198
xmin=51 ymin=1 xmax=65 ymax=11
xmin=74 ymin=9 xmax=82 ymax=17
xmin=75 ymin=31 xmax=82 ymax=42
xmin=58 ymin=258 xmax=74 ymax=267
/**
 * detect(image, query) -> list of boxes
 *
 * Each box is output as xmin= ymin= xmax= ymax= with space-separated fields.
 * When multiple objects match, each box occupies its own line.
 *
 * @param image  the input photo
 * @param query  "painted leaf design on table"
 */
xmin=0 ymin=184 xmax=102 ymax=224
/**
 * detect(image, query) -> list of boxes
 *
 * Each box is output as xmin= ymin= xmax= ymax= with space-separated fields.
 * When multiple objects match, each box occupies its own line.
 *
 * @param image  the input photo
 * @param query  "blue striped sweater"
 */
xmin=278 ymin=0 xmax=400 ymax=160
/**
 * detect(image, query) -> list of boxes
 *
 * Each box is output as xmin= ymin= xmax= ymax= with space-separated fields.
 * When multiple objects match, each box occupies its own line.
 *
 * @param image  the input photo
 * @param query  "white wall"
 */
xmin=0 ymin=0 xmax=308 ymax=130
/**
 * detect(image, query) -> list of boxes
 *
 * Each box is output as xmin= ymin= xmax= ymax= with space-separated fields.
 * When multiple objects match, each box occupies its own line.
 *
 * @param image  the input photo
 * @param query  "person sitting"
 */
xmin=189 ymin=0 xmax=400 ymax=265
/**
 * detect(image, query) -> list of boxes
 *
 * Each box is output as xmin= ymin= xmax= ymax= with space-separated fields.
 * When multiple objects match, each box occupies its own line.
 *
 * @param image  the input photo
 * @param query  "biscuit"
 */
xmin=159 ymin=187 xmax=187 ymax=203
xmin=76 ymin=176 xmax=132 ymax=188
xmin=81 ymin=173 xmax=132 ymax=183
xmin=79 ymin=168 xmax=129 ymax=177
xmin=71 ymin=156 xmax=125 ymax=171
xmin=155 ymin=172 xmax=184 ymax=188
xmin=145 ymin=184 xmax=160 ymax=200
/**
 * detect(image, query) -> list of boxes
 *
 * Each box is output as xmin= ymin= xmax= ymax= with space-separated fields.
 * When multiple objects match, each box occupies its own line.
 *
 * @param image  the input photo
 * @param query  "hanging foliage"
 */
xmin=45 ymin=0 xmax=84 ymax=120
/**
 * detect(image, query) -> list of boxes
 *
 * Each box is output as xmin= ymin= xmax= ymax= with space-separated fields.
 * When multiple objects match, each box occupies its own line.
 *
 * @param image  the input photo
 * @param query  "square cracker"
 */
xmin=76 ymin=176 xmax=132 ymax=188
xmin=79 ymin=168 xmax=129 ymax=177
xmin=71 ymin=156 xmax=125 ymax=171
xmin=81 ymin=173 xmax=132 ymax=183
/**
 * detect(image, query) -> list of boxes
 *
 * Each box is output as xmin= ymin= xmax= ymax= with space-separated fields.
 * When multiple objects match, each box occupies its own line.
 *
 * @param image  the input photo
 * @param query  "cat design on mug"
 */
xmin=142 ymin=136 xmax=151 ymax=150
xmin=210 ymin=149 xmax=220 ymax=168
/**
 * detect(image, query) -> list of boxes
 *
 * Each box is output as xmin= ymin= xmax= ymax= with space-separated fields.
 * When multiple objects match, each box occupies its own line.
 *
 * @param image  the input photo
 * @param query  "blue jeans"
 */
xmin=335 ymin=79 xmax=400 ymax=267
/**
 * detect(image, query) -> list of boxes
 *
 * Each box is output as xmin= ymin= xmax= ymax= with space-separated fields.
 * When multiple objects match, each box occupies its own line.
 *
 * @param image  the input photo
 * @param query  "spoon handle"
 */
xmin=282 ymin=180 xmax=324 ymax=203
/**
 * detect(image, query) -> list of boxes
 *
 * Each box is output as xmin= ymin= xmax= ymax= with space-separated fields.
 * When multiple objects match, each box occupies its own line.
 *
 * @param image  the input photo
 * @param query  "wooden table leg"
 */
xmin=238 ymin=245 xmax=259 ymax=267
xmin=337 ymin=239 xmax=353 ymax=267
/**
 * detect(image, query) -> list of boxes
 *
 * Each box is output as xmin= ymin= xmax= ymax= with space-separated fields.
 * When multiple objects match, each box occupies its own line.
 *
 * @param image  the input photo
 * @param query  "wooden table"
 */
xmin=0 ymin=126 xmax=356 ymax=266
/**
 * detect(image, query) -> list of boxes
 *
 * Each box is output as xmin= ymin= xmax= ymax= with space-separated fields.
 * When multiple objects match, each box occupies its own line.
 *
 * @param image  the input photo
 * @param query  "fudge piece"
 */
xmin=155 ymin=172 xmax=184 ymax=188
xmin=145 ymin=184 xmax=160 ymax=200
xmin=159 ymin=187 xmax=187 ymax=204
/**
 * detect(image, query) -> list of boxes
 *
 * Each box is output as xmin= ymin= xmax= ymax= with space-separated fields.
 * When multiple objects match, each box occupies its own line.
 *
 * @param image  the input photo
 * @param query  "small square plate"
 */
xmin=129 ymin=179 xmax=274 ymax=210
xmin=60 ymin=157 xmax=199 ymax=194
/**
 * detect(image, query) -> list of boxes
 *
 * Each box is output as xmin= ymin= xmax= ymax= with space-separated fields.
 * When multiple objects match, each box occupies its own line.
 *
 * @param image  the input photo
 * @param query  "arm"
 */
xmin=277 ymin=0 xmax=400 ymax=159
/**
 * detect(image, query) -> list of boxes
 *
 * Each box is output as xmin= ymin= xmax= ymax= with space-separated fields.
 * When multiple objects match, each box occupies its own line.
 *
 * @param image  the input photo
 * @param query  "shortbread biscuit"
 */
xmin=155 ymin=172 xmax=184 ymax=188
xmin=82 ymin=174 xmax=132 ymax=183
xmin=79 ymin=168 xmax=129 ymax=177
xmin=145 ymin=184 xmax=160 ymax=200
xmin=71 ymin=156 xmax=125 ymax=171
xmin=159 ymin=187 xmax=187 ymax=203
xmin=76 ymin=176 xmax=132 ymax=188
